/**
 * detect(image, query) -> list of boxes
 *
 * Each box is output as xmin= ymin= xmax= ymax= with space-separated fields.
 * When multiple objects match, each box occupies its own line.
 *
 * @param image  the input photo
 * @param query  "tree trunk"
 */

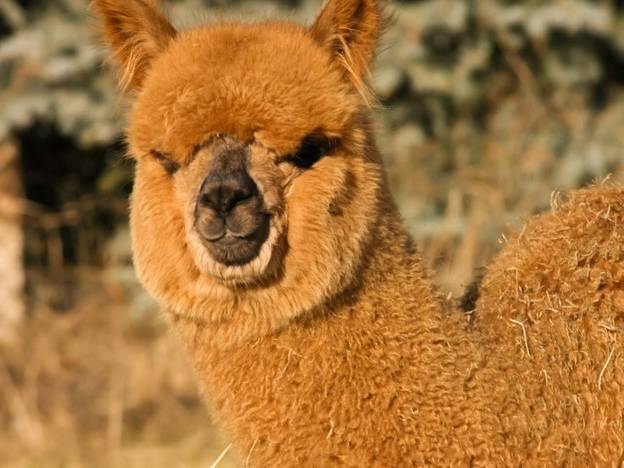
xmin=0 ymin=137 xmax=24 ymax=344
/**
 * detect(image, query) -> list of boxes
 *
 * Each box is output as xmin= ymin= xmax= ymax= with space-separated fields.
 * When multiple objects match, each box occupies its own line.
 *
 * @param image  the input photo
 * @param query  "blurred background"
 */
xmin=1 ymin=0 xmax=624 ymax=466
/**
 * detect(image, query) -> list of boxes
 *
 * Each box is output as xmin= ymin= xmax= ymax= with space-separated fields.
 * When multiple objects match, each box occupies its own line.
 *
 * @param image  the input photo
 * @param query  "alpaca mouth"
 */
xmin=200 ymin=213 xmax=271 ymax=267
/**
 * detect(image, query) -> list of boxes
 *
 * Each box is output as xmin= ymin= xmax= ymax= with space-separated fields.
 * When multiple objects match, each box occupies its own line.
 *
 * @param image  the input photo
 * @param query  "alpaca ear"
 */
xmin=310 ymin=0 xmax=386 ymax=100
xmin=92 ymin=0 xmax=176 ymax=91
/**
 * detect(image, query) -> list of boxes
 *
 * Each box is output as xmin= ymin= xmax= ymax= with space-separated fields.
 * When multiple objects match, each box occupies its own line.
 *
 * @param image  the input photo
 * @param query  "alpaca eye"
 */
xmin=150 ymin=150 xmax=180 ymax=175
xmin=283 ymin=133 xmax=338 ymax=169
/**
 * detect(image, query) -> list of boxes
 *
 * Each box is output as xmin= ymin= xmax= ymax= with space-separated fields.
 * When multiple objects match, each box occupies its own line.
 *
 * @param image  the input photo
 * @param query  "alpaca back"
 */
xmin=473 ymin=184 xmax=624 ymax=463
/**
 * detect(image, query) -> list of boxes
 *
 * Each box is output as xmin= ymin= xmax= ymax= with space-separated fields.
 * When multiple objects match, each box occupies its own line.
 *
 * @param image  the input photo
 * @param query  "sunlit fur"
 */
xmin=95 ymin=0 xmax=624 ymax=465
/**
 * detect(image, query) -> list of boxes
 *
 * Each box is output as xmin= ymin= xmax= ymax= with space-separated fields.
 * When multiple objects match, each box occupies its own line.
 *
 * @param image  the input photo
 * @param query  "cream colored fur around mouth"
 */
xmin=186 ymin=214 xmax=285 ymax=285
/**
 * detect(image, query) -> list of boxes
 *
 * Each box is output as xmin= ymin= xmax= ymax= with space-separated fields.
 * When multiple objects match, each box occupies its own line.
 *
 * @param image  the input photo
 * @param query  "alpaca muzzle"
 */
xmin=194 ymin=145 xmax=270 ymax=267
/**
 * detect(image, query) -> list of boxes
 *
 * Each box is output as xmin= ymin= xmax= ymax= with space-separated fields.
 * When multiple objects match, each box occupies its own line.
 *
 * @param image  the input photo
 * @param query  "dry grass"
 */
xmin=0 ymin=274 xmax=238 ymax=468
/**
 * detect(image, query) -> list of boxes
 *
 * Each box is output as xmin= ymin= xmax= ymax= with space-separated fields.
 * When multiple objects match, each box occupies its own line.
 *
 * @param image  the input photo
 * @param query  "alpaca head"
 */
xmin=95 ymin=0 xmax=389 ymax=342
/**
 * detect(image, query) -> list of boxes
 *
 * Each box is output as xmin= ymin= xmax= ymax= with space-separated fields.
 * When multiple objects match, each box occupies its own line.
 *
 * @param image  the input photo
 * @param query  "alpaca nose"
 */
xmin=194 ymin=166 xmax=270 ymax=266
xmin=199 ymin=170 xmax=257 ymax=214
xmin=193 ymin=139 xmax=271 ymax=267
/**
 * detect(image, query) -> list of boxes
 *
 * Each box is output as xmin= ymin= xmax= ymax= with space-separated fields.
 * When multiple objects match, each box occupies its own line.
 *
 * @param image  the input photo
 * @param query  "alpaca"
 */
xmin=94 ymin=0 xmax=623 ymax=465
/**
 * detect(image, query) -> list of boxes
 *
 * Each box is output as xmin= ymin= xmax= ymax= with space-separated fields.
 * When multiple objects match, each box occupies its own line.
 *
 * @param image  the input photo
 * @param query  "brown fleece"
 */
xmin=93 ymin=0 xmax=623 ymax=465
xmin=472 ymin=186 xmax=624 ymax=465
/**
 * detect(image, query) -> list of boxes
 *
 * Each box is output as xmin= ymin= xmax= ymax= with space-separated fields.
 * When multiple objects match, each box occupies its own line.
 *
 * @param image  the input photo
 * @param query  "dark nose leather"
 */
xmin=199 ymin=170 xmax=257 ymax=214
xmin=193 ymin=139 xmax=271 ymax=267
xmin=195 ymin=169 xmax=261 ymax=243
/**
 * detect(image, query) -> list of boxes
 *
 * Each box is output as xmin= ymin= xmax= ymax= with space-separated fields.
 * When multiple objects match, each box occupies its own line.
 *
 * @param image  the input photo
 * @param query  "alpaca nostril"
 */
xmin=198 ymin=170 xmax=258 ymax=214
xmin=223 ymin=188 xmax=253 ymax=211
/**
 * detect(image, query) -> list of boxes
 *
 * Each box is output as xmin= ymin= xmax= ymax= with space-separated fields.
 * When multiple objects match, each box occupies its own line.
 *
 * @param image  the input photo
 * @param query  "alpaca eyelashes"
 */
xmin=150 ymin=133 xmax=338 ymax=174
xmin=150 ymin=149 xmax=180 ymax=175
xmin=282 ymin=133 xmax=339 ymax=169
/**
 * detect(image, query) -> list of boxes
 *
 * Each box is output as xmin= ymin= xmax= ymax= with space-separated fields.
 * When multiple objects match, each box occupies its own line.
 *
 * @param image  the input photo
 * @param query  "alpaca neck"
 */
xmin=169 ymin=206 xmax=481 ymax=464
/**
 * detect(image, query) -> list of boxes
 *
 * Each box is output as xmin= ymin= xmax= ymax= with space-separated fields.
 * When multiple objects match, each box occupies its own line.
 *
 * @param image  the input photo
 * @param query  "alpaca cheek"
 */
xmin=328 ymin=199 xmax=342 ymax=216
xmin=247 ymin=147 xmax=285 ymax=215
xmin=130 ymin=171 xmax=190 ymax=304
xmin=328 ymin=167 xmax=358 ymax=217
